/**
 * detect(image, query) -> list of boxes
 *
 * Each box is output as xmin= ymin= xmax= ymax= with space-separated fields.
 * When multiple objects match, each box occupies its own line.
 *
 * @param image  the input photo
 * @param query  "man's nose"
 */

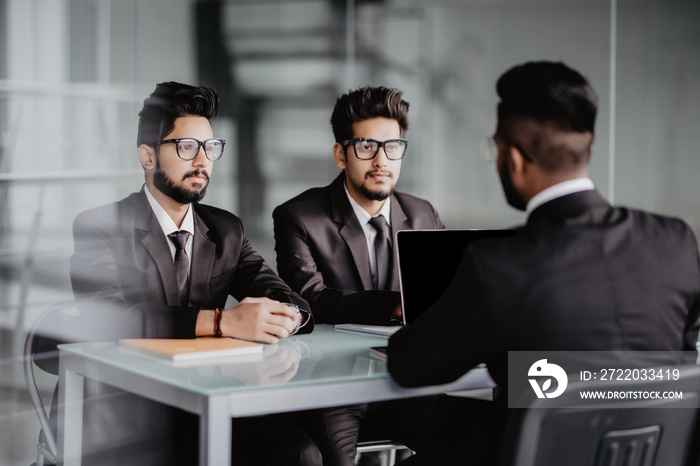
xmin=192 ymin=145 xmax=209 ymax=166
xmin=373 ymin=147 xmax=389 ymax=166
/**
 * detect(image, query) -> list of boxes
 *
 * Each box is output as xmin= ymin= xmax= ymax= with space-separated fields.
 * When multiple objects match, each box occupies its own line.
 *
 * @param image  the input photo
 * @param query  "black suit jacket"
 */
xmin=70 ymin=188 xmax=313 ymax=339
xmin=389 ymin=190 xmax=700 ymax=388
xmin=273 ymin=173 xmax=444 ymax=325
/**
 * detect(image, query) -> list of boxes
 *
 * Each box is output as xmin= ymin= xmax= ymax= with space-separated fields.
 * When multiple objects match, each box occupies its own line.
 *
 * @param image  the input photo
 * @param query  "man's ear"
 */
xmin=333 ymin=143 xmax=347 ymax=170
xmin=508 ymin=146 xmax=527 ymax=175
xmin=137 ymin=144 xmax=156 ymax=171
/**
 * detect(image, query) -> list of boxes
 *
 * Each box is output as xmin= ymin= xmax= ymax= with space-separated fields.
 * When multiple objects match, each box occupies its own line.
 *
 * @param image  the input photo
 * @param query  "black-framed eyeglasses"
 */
xmin=341 ymin=138 xmax=408 ymax=160
xmin=479 ymin=136 xmax=533 ymax=164
xmin=159 ymin=138 xmax=226 ymax=161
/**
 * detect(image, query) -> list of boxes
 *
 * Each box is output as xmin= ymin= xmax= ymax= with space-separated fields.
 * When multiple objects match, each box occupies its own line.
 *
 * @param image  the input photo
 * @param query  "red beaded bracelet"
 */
xmin=214 ymin=308 xmax=223 ymax=338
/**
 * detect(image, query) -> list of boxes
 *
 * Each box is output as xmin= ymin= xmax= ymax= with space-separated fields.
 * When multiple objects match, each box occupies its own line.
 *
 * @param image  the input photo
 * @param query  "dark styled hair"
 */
xmin=330 ymin=86 xmax=409 ymax=143
xmin=496 ymin=62 xmax=598 ymax=172
xmin=496 ymin=61 xmax=597 ymax=134
xmin=137 ymin=82 xmax=219 ymax=147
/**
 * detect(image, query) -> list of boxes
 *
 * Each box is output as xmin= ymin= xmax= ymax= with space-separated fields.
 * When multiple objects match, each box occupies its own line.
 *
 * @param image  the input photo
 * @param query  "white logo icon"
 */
xmin=528 ymin=359 xmax=568 ymax=399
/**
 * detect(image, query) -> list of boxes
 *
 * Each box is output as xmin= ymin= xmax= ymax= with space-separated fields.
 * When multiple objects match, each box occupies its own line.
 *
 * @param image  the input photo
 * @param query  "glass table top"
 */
xmin=59 ymin=324 xmax=393 ymax=396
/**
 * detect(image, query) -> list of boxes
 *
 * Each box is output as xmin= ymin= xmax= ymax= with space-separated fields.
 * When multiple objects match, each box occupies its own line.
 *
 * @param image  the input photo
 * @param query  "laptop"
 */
xmin=397 ymin=228 xmax=516 ymax=326
xmin=335 ymin=228 xmax=516 ymax=337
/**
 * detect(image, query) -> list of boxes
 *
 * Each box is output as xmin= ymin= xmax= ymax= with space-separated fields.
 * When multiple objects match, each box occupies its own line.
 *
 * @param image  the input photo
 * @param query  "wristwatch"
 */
xmin=284 ymin=303 xmax=303 ymax=335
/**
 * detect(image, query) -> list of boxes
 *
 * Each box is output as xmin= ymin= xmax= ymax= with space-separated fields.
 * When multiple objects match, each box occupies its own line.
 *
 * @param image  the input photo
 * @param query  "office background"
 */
xmin=0 ymin=0 xmax=698 ymax=464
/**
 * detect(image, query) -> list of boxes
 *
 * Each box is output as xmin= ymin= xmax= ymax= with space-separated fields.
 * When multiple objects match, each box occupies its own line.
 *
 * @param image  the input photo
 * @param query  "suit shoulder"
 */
xmin=194 ymin=203 xmax=244 ymax=229
xmin=393 ymin=191 xmax=434 ymax=207
xmin=74 ymin=202 xmax=116 ymax=225
xmin=273 ymin=185 xmax=333 ymax=217
xmin=73 ymin=192 xmax=140 ymax=229
xmin=631 ymin=209 xmax=698 ymax=248
xmin=393 ymin=191 xmax=441 ymax=217
xmin=615 ymin=207 xmax=692 ymax=235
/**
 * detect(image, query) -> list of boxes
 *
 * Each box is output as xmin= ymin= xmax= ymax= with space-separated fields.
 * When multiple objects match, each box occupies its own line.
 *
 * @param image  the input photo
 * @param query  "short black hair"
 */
xmin=496 ymin=62 xmax=598 ymax=172
xmin=496 ymin=61 xmax=597 ymax=134
xmin=330 ymin=86 xmax=409 ymax=143
xmin=137 ymin=82 xmax=219 ymax=147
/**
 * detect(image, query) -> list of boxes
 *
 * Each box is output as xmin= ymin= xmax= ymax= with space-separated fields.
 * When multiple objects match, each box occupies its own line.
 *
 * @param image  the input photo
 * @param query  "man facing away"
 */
xmin=273 ymin=86 xmax=443 ymax=465
xmin=387 ymin=61 xmax=700 ymax=465
xmin=70 ymin=82 xmax=320 ymax=465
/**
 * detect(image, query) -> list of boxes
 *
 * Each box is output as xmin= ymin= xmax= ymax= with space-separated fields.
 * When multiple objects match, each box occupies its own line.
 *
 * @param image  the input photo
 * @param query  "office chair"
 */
xmin=499 ymin=365 xmax=700 ymax=466
xmin=23 ymin=299 xmax=147 ymax=466
xmin=23 ymin=300 xmax=84 ymax=466
xmin=355 ymin=439 xmax=412 ymax=466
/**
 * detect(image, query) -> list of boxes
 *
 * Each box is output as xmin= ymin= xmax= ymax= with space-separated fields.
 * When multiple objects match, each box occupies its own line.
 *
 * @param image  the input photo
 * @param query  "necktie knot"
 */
xmin=168 ymin=230 xmax=190 ymax=251
xmin=368 ymin=216 xmax=388 ymax=236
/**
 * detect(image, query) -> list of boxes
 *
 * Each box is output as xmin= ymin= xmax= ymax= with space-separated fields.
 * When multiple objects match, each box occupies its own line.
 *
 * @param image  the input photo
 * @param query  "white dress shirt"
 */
xmin=526 ymin=177 xmax=595 ymax=217
xmin=344 ymin=183 xmax=392 ymax=279
xmin=144 ymin=185 xmax=195 ymax=265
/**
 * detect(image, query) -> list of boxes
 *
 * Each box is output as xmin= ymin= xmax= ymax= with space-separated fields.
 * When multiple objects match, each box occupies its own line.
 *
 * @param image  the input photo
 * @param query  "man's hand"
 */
xmin=222 ymin=297 xmax=299 ymax=344
xmin=391 ymin=301 xmax=403 ymax=324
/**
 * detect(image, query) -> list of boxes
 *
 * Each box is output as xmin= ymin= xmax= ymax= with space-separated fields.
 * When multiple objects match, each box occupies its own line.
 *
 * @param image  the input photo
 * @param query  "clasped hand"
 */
xmin=221 ymin=297 xmax=299 ymax=344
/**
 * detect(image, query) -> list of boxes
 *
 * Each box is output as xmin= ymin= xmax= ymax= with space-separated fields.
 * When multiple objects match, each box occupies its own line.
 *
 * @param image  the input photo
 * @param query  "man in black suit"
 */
xmin=273 ymin=86 xmax=443 ymax=325
xmin=388 ymin=61 xmax=700 ymax=465
xmin=70 ymin=82 xmax=320 ymax=465
xmin=273 ymin=87 xmax=443 ymax=465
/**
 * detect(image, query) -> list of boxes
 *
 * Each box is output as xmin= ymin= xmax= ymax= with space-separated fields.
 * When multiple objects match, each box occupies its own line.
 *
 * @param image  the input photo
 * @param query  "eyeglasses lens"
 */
xmin=176 ymin=139 xmax=223 ymax=160
xmin=204 ymin=140 xmax=223 ymax=160
xmin=177 ymin=140 xmax=198 ymax=159
xmin=480 ymin=138 xmax=498 ymax=163
xmin=354 ymin=140 xmax=378 ymax=159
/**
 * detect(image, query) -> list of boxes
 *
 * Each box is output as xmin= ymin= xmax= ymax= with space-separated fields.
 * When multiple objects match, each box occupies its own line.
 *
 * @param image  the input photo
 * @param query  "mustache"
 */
xmin=183 ymin=170 xmax=210 ymax=181
xmin=366 ymin=170 xmax=392 ymax=178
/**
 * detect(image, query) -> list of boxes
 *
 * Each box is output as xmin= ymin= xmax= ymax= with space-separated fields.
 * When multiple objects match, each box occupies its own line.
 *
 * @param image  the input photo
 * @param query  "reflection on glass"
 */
xmin=192 ymin=339 xmax=306 ymax=385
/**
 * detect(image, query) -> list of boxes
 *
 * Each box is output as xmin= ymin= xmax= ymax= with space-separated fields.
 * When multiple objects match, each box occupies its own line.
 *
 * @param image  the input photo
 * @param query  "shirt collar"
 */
xmin=343 ymin=181 xmax=391 ymax=226
xmin=144 ymin=184 xmax=195 ymax=236
xmin=526 ymin=177 xmax=595 ymax=217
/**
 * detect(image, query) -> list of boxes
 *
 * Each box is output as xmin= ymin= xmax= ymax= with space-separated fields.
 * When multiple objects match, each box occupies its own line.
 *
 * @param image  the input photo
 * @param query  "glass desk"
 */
xmin=58 ymin=324 xmax=495 ymax=466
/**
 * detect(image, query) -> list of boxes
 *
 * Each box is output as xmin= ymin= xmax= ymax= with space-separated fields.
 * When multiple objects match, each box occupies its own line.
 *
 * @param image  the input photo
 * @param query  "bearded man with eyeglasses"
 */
xmin=69 ymin=81 xmax=319 ymax=466
xmin=272 ymin=86 xmax=444 ymax=466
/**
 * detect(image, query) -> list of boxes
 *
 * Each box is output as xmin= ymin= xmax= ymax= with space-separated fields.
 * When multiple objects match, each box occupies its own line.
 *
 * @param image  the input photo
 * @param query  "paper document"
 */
xmin=333 ymin=324 xmax=401 ymax=337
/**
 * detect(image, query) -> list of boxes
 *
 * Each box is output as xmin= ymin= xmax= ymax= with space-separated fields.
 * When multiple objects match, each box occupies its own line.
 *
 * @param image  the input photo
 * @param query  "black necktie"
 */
xmin=168 ymin=230 xmax=191 ymax=305
xmin=368 ymin=216 xmax=391 ymax=290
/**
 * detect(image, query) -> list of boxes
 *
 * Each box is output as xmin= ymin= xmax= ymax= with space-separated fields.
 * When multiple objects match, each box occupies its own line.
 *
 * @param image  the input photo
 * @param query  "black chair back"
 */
xmin=500 ymin=365 xmax=700 ymax=466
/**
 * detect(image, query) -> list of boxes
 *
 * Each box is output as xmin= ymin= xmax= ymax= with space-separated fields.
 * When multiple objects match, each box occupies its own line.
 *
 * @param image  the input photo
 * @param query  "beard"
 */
xmin=358 ymin=183 xmax=395 ymax=202
xmin=354 ymin=169 xmax=396 ymax=202
xmin=153 ymin=163 xmax=209 ymax=204
xmin=498 ymin=157 xmax=526 ymax=211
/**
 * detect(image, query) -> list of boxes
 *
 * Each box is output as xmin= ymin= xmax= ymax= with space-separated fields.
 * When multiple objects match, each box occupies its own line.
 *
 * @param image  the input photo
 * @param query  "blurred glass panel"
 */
xmin=615 ymin=0 xmax=700 ymax=232
xmin=1 ymin=1 xmax=700 ymax=464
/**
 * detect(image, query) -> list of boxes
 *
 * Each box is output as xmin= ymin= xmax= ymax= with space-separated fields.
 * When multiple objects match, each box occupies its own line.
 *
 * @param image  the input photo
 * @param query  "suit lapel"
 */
xmin=388 ymin=197 xmax=409 ymax=291
xmin=188 ymin=207 xmax=215 ymax=305
xmin=330 ymin=174 xmax=374 ymax=290
xmin=134 ymin=190 xmax=180 ymax=306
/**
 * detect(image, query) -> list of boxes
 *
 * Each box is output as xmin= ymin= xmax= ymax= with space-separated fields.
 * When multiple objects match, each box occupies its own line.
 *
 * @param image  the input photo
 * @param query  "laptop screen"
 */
xmin=397 ymin=229 xmax=516 ymax=325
